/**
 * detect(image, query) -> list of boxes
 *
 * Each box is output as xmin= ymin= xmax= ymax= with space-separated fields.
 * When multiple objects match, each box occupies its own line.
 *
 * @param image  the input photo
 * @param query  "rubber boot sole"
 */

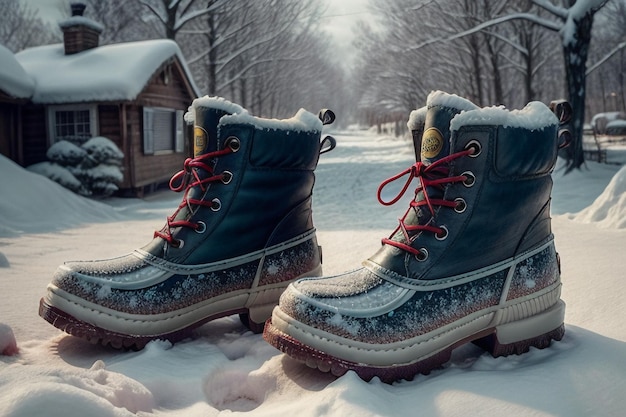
xmin=263 ymin=299 xmax=566 ymax=383
xmin=39 ymin=297 xmax=265 ymax=350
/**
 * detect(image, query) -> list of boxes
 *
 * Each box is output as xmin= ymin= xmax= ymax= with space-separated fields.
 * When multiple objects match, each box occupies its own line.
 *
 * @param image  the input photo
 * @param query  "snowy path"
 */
xmin=1 ymin=130 xmax=625 ymax=416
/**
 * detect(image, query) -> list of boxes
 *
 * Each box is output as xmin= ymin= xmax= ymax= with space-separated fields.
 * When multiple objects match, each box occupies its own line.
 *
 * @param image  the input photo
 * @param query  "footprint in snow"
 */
xmin=204 ymin=360 xmax=275 ymax=412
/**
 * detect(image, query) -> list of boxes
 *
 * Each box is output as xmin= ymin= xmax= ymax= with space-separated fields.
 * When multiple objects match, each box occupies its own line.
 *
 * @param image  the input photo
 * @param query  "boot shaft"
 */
xmin=425 ymin=103 xmax=559 ymax=278
xmin=145 ymin=98 xmax=326 ymax=264
xmin=372 ymin=93 xmax=559 ymax=280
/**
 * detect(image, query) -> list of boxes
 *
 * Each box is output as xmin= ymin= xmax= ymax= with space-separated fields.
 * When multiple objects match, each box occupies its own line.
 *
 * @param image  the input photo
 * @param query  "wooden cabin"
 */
xmin=0 ymin=3 xmax=200 ymax=196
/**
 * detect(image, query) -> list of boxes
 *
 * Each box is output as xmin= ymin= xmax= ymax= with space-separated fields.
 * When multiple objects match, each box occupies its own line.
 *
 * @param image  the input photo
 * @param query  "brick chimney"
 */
xmin=59 ymin=3 xmax=104 ymax=55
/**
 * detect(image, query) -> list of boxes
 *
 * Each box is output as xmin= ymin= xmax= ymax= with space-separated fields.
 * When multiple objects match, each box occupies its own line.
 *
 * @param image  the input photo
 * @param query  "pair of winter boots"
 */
xmin=40 ymin=91 xmax=567 ymax=383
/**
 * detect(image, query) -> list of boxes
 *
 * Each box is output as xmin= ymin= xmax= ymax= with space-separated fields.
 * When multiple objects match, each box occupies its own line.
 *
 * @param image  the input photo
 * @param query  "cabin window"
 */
xmin=47 ymin=105 xmax=98 ymax=144
xmin=143 ymin=107 xmax=184 ymax=155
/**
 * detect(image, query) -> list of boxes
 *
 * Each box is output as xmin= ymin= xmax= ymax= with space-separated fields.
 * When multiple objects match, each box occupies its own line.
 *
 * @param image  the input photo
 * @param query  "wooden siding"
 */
xmin=0 ymin=103 xmax=18 ymax=161
xmin=98 ymin=104 xmax=121 ymax=142
xmin=9 ymin=57 xmax=197 ymax=196
xmin=21 ymin=105 xmax=47 ymax=166
xmin=123 ymin=62 xmax=195 ymax=193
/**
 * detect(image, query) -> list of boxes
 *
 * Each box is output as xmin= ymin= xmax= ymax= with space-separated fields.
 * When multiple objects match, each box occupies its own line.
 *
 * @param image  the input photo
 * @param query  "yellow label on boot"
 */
xmin=421 ymin=127 xmax=444 ymax=160
xmin=194 ymin=126 xmax=208 ymax=156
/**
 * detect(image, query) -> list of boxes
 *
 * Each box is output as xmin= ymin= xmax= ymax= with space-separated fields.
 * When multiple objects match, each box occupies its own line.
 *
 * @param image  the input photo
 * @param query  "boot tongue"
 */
xmin=390 ymin=102 xmax=468 ymax=244
xmin=193 ymin=106 xmax=230 ymax=157
xmin=419 ymin=105 xmax=457 ymax=165
xmin=173 ymin=103 xmax=239 ymax=221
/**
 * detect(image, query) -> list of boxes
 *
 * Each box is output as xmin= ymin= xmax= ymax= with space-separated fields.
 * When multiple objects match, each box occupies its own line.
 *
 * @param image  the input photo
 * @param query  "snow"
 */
xmin=0 ymin=154 xmax=122 ymax=236
xmin=451 ymin=101 xmax=558 ymax=132
xmin=572 ymin=165 xmax=626 ymax=229
xmin=562 ymin=0 xmax=607 ymax=47
xmin=222 ymin=108 xmax=323 ymax=132
xmin=188 ymin=96 xmax=246 ymax=121
xmin=0 ymin=45 xmax=35 ymax=99
xmin=58 ymin=15 xmax=105 ymax=33
xmin=15 ymin=39 xmax=200 ymax=103
xmin=1 ymin=129 xmax=626 ymax=416
xmin=428 ymin=90 xmax=479 ymax=113
xmin=186 ymin=96 xmax=323 ymax=132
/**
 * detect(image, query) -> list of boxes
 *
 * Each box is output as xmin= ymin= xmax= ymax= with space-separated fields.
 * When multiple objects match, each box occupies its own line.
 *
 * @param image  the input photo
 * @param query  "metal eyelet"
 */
xmin=415 ymin=248 xmax=429 ymax=262
xmin=462 ymin=171 xmax=476 ymax=187
xmin=465 ymin=140 xmax=482 ymax=157
xmin=454 ymin=198 xmax=467 ymax=213
xmin=210 ymin=198 xmax=221 ymax=211
xmin=172 ymin=239 xmax=184 ymax=249
xmin=435 ymin=226 xmax=448 ymax=241
xmin=225 ymin=136 xmax=240 ymax=152
xmin=221 ymin=171 xmax=233 ymax=185
xmin=195 ymin=221 xmax=207 ymax=233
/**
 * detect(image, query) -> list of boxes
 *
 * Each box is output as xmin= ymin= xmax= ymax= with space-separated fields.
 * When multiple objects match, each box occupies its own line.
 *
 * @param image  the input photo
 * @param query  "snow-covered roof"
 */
xmin=0 ymin=45 xmax=35 ymax=99
xmin=15 ymin=39 xmax=200 ymax=104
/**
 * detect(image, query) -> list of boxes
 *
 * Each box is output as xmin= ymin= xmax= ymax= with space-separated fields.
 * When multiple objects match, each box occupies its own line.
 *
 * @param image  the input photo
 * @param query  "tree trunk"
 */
xmin=561 ymin=7 xmax=594 ymax=171
xmin=206 ymin=2 xmax=217 ymax=95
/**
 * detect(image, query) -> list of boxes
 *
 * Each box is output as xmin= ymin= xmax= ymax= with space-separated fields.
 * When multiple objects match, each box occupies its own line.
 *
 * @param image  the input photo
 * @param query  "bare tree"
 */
xmin=0 ymin=0 xmax=57 ymax=52
xmin=81 ymin=0 xmax=161 ymax=44
xmin=408 ymin=0 xmax=611 ymax=170
xmin=586 ymin=0 xmax=626 ymax=116
xmin=141 ymin=0 xmax=344 ymax=117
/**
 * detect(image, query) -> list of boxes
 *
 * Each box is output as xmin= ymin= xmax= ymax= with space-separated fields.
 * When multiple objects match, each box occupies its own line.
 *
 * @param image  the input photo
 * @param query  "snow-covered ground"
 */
xmin=1 ymin=129 xmax=625 ymax=417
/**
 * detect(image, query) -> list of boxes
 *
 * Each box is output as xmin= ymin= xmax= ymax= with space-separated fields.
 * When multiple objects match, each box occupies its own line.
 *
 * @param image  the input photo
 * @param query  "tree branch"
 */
xmin=531 ymin=0 xmax=568 ymax=20
xmin=406 ymin=12 xmax=561 ymax=52
xmin=138 ymin=0 xmax=167 ymax=25
xmin=586 ymin=40 xmax=626 ymax=75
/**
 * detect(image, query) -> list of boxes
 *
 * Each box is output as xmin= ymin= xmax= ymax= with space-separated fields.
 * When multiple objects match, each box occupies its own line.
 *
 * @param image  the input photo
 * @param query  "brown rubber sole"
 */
xmin=39 ymin=298 xmax=265 ymax=350
xmin=263 ymin=319 xmax=565 ymax=384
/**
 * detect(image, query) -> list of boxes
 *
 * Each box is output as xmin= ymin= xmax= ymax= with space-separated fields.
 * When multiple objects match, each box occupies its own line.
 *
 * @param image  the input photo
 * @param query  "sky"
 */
xmin=22 ymin=0 xmax=374 ymax=39
xmin=21 ymin=0 xmax=373 ymax=66
xmin=20 ymin=0 xmax=373 ymax=70
xmin=22 ymin=0 xmax=65 ymax=22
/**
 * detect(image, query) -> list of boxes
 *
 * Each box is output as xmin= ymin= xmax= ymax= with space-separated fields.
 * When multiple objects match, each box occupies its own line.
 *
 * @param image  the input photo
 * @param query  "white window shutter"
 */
xmin=175 ymin=110 xmax=184 ymax=153
xmin=143 ymin=107 xmax=154 ymax=155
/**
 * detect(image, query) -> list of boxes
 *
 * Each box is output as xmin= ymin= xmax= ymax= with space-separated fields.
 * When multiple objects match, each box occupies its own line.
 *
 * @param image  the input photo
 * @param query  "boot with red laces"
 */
xmin=264 ymin=91 xmax=567 ymax=383
xmin=40 ymin=96 xmax=336 ymax=349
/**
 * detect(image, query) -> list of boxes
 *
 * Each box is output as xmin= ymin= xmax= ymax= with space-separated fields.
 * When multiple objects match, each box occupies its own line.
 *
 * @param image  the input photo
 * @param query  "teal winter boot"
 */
xmin=40 ymin=97 xmax=335 ymax=349
xmin=264 ymin=91 xmax=566 ymax=382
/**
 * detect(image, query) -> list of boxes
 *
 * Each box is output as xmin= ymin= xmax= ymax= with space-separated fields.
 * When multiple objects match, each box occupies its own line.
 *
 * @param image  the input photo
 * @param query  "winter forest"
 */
xmin=3 ymin=0 xmax=626 ymax=151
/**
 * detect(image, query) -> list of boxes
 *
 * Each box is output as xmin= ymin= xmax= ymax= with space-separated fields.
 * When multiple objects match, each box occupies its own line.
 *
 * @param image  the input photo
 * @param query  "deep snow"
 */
xmin=1 ymin=129 xmax=625 ymax=416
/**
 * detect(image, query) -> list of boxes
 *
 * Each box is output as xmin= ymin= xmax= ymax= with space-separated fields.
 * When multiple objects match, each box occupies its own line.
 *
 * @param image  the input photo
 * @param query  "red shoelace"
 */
xmin=154 ymin=147 xmax=234 ymax=246
xmin=376 ymin=148 xmax=474 ymax=256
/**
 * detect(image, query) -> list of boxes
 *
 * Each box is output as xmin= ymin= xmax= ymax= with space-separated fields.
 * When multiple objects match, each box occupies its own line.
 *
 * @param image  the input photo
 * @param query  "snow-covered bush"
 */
xmin=72 ymin=163 xmax=124 ymax=196
xmin=82 ymin=136 xmax=124 ymax=165
xmin=46 ymin=140 xmax=87 ymax=166
xmin=28 ymin=136 xmax=124 ymax=197
xmin=27 ymin=161 xmax=89 ymax=195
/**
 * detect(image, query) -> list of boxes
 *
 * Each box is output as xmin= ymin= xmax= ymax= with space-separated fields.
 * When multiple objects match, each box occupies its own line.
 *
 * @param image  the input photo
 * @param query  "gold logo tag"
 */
xmin=421 ymin=127 xmax=444 ymax=159
xmin=194 ymin=126 xmax=208 ymax=156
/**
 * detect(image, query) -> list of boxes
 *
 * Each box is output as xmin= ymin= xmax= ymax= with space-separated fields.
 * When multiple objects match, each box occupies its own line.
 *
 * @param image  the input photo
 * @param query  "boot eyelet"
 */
xmin=465 ymin=140 xmax=482 ymax=157
xmin=415 ymin=248 xmax=429 ymax=262
xmin=172 ymin=239 xmax=184 ymax=249
xmin=225 ymin=136 xmax=241 ymax=152
xmin=221 ymin=171 xmax=233 ymax=184
xmin=461 ymin=171 xmax=475 ymax=187
xmin=435 ymin=226 xmax=448 ymax=241
xmin=195 ymin=221 xmax=207 ymax=233
xmin=454 ymin=198 xmax=467 ymax=213
xmin=211 ymin=198 xmax=221 ymax=211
